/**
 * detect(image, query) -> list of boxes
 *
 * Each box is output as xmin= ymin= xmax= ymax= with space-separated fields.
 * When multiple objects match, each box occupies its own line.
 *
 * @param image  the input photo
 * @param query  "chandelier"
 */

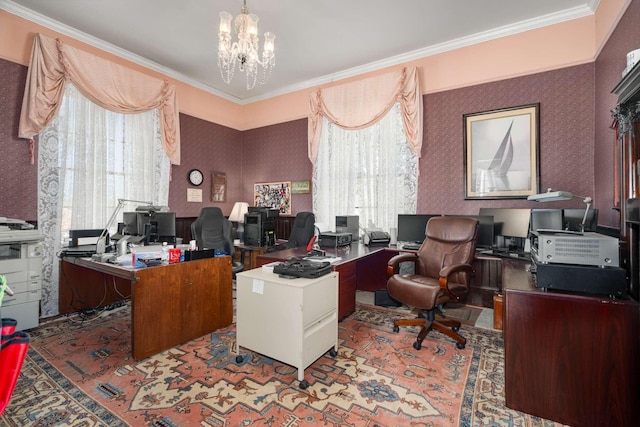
xmin=217 ymin=0 xmax=276 ymax=90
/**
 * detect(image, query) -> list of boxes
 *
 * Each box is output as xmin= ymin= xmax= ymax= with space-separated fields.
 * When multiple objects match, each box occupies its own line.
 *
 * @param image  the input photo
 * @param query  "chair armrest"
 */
xmin=438 ymin=263 xmax=474 ymax=296
xmin=386 ymin=252 xmax=418 ymax=277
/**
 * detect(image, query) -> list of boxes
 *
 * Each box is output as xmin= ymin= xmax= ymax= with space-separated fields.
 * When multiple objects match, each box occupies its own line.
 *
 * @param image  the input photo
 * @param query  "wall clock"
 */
xmin=188 ymin=169 xmax=204 ymax=186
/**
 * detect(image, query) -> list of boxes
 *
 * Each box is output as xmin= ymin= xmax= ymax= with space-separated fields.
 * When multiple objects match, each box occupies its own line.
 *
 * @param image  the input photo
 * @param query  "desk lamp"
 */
xmin=527 ymin=188 xmax=593 ymax=231
xmin=229 ymin=202 xmax=249 ymax=243
xmin=96 ymin=199 xmax=153 ymax=254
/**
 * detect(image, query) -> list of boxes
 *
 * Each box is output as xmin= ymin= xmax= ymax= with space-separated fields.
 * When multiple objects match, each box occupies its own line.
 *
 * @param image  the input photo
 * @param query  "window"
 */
xmin=38 ymin=83 xmax=170 ymax=317
xmin=313 ymin=103 xmax=418 ymax=232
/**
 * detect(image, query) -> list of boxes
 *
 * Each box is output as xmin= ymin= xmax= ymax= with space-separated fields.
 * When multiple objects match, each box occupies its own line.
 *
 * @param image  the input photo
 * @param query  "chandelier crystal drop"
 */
xmin=218 ymin=0 xmax=276 ymax=90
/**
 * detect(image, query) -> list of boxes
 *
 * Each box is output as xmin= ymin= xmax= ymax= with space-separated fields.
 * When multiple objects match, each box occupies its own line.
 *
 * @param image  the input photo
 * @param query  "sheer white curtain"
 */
xmin=313 ymin=103 xmax=418 ymax=233
xmin=38 ymin=83 xmax=170 ymax=317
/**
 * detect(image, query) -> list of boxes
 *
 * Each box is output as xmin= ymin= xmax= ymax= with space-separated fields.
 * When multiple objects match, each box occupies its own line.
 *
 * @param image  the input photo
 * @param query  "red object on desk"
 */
xmin=306 ymin=235 xmax=317 ymax=252
xmin=168 ymin=248 xmax=181 ymax=263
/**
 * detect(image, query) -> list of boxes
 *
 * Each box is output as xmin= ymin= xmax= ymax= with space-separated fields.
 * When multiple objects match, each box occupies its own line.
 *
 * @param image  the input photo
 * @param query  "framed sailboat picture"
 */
xmin=463 ymin=104 xmax=540 ymax=199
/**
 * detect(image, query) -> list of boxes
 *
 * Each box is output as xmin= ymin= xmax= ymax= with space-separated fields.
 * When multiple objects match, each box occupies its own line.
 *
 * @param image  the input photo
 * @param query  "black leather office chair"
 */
xmin=191 ymin=207 xmax=244 ymax=275
xmin=386 ymin=216 xmax=479 ymax=350
xmin=268 ymin=211 xmax=316 ymax=252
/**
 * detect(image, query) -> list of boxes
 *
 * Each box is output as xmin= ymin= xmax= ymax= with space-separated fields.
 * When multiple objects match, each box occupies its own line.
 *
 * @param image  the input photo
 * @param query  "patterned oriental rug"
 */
xmin=1 ymin=303 xmax=564 ymax=426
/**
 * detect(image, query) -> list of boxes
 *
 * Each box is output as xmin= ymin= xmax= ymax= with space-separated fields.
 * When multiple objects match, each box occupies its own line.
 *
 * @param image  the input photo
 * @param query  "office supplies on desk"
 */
xmin=363 ymin=230 xmax=391 ymax=246
xmin=273 ymin=258 xmax=332 ymax=278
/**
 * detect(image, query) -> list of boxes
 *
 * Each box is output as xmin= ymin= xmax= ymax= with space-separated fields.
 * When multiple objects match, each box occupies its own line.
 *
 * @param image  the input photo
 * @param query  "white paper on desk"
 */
xmin=305 ymin=256 xmax=342 ymax=264
xmin=252 ymin=279 xmax=264 ymax=295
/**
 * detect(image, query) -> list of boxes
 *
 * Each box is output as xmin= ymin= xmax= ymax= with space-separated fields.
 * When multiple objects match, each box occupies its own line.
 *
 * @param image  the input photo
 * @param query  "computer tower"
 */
xmin=336 ymin=215 xmax=359 ymax=243
xmin=244 ymin=211 xmax=276 ymax=246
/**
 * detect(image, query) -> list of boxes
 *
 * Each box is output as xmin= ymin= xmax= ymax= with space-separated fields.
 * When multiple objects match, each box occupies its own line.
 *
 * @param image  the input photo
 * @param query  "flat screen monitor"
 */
xmin=446 ymin=215 xmax=494 ymax=249
xmin=122 ymin=212 xmax=138 ymax=236
xmin=530 ymin=209 xmax=563 ymax=232
xmin=479 ymin=208 xmax=531 ymax=240
xmin=564 ymin=208 xmax=598 ymax=232
xmin=136 ymin=211 xmax=176 ymax=243
xmin=396 ymin=214 xmax=440 ymax=243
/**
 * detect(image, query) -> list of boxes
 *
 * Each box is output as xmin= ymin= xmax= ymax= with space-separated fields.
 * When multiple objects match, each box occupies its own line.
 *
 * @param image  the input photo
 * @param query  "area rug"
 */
xmin=1 ymin=303 xmax=564 ymax=426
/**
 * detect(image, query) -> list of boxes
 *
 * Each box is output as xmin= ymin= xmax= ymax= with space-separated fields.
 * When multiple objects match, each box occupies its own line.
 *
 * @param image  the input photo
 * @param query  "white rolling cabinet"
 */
xmin=0 ymin=231 xmax=43 ymax=331
xmin=235 ymin=268 xmax=338 ymax=389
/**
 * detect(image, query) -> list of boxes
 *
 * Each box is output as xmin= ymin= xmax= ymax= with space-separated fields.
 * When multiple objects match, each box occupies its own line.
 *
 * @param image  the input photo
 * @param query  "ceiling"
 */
xmin=3 ymin=0 xmax=598 ymax=105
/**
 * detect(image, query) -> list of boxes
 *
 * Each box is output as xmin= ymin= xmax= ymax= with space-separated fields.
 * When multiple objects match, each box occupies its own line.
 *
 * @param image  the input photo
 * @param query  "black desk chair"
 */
xmin=191 ymin=207 xmax=244 ymax=275
xmin=268 ymin=211 xmax=316 ymax=252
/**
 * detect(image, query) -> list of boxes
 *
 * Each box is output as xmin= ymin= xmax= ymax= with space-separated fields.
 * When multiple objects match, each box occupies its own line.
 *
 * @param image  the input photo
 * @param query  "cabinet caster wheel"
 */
xmin=456 ymin=342 xmax=465 ymax=350
xmin=413 ymin=341 xmax=422 ymax=350
xmin=235 ymin=355 xmax=244 ymax=363
xmin=329 ymin=348 xmax=337 ymax=357
xmin=299 ymin=380 xmax=309 ymax=389
xmin=452 ymin=326 xmax=460 ymax=332
xmin=393 ymin=325 xmax=400 ymax=333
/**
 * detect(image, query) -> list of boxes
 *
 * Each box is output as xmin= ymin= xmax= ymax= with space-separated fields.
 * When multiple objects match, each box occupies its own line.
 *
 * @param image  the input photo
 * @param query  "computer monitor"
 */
xmin=396 ymin=214 xmax=440 ymax=243
xmin=122 ymin=212 xmax=138 ymax=236
xmin=135 ymin=211 xmax=176 ymax=243
xmin=446 ymin=215 xmax=495 ymax=249
xmin=564 ymin=208 xmax=598 ymax=232
xmin=479 ymin=208 xmax=531 ymax=251
xmin=530 ymin=209 xmax=563 ymax=233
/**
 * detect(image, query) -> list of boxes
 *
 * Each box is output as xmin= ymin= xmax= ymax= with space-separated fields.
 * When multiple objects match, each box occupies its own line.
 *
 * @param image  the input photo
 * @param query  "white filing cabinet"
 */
xmin=0 ymin=231 xmax=43 ymax=331
xmin=235 ymin=268 xmax=338 ymax=388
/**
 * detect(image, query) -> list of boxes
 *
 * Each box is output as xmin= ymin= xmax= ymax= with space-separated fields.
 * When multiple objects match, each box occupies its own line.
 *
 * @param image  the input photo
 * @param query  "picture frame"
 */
xmin=211 ymin=172 xmax=227 ymax=202
xmin=254 ymin=181 xmax=292 ymax=215
xmin=463 ymin=103 xmax=540 ymax=199
xmin=291 ymin=180 xmax=311 ymax=194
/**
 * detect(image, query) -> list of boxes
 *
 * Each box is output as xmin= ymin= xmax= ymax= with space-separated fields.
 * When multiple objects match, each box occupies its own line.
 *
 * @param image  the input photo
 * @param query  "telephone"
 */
xmin=363 ymin=230 xmax=391 ymax=246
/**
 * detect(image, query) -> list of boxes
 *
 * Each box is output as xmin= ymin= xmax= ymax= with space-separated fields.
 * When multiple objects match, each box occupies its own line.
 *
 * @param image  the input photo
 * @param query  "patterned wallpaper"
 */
xmin=1 ymin=0 xmax=637 ymax=229
xmin=0 ymin=60 xmax=36 ymax=221
xmin=421 ymin=65 xmax=595 ymax=217
xmin=169 ymin=114 xmax=243 ymax=218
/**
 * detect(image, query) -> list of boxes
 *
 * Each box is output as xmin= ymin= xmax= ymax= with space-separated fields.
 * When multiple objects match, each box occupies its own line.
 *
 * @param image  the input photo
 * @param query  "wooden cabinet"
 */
xmin=504 ymin=288 xmax=640 ymax=426
xmin=613 ymin=62 xmax=640 ymax=301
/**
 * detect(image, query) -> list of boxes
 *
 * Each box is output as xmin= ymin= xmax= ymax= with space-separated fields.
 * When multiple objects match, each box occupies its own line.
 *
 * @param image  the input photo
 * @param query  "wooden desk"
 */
xmin=256 ymin=244 xmax=395 ymax=320
xmin=503 ymin=261 xmax=640 ymax=425
xmin=59 ymin=256 xmax=233 ymax=360
xmin=256 ymin=244 xmax=507 ymax=320
xmin=234 ymin=244 xmax=268 ymax=270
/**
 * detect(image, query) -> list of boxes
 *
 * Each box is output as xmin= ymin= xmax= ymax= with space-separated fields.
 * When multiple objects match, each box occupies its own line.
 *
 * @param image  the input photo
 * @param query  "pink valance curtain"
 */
xmin=308 ymin=66 xmax=422 ymax=164
xmin=18 ymin=33 xmax=181 ymax=165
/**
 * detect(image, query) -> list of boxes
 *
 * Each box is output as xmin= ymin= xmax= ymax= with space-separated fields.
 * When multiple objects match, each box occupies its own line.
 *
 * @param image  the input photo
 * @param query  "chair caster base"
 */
xmin=413 ymin=341 xmax=422 ymax=350
xmin=329 ymin=348 xmax=337 ymax=357
xmin=235 ymin=355 xmax=244 ymax=363
xmin=456 ymin=342 xmax=465 ymax=349
xmin=393 ymin=325 xmax=400 ymax=333
xmin=299 ymin=379 xmax=310 ymax=389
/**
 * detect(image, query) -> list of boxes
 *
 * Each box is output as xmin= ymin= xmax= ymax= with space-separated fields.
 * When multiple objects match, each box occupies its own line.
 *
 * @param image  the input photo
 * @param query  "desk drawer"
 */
xmin=2 ymin=289 xmax=41 ymax=306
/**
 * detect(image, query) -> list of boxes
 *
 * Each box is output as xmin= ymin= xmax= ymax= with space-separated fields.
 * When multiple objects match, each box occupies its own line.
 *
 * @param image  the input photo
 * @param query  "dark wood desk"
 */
xmin=503 ymin=259 xmax=640 ymax=426
xmin=256 ymin=244 xmax=506 ymax=320
xmin=234 ymin=244 xmax=268 ymax=270
xmin=256 ymin=244 xmax=396 ymax=320
xmin=59 ymin=256 xmax=233 ymax=360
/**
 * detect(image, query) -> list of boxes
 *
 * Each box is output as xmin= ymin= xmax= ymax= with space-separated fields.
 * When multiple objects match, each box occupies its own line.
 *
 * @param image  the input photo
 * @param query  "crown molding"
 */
xmin=1 ymin=0 xmax=597 ymax=106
